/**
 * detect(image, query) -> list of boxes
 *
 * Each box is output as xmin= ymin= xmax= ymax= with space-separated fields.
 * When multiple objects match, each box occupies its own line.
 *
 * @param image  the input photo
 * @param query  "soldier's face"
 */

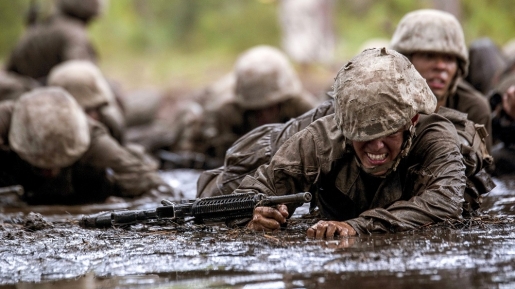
xmin=352 ymin=129 xmax=404 ymax=176
xmin=410 ymin=52 xmax=458 ymax=100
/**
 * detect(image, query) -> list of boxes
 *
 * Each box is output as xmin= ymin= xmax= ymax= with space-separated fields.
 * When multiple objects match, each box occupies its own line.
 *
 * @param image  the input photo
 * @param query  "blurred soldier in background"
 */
xmin=0 ymin=87 xmax=177 ymax=205
xmin=488 ymin=59 xmax=515 ymax=176
xmin=129 ymin=45 xmax=318 ymax=169
xmin=390 ymin=9 xmax=493 ymax=152
xmin=47 ymin=60 xmax=126 ymax=144
xmin=0 ymin=70 xmax=40 ymax=102
xmin=466 ymin=37 xmax=507 ymax=95
xmin=5 ymin=0 xmax=105 ymax=84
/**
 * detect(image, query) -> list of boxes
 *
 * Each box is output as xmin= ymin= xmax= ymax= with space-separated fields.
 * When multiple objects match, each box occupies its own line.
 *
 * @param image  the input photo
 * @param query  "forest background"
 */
xmin=0 ymin=0 xmax=514 ymax=102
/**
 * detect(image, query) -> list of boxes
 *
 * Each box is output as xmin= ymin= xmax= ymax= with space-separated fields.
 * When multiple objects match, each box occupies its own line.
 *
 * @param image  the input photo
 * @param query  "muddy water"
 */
xmin=0 ymin=170 xmax=514 ymax=289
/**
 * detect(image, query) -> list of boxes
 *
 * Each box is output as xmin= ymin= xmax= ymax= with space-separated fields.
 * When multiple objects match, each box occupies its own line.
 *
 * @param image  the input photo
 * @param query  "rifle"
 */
xmin=80 ymin=192 xmax=312 ymax=228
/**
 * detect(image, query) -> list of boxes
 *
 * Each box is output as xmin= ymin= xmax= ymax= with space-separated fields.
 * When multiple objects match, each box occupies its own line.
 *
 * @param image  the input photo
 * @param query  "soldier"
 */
xmin=488 ymin=70 xmax=515 ymax=175
xmin=47 ymin=60 xmax=126 ymax=144
xmin=389 ymin=9 xmax=493 ymax=152
xmin=238 ymin=48 xmax=468 ymax=237
xmin=466 ymin=37 xmax=506 ymax=95
xmin=0 ymin=87 xmax=176 ymax=205
xmin=5 ymin=0 xmax=104 ymax=84
xmin=197 ymin=45 xmax=318 ymax=159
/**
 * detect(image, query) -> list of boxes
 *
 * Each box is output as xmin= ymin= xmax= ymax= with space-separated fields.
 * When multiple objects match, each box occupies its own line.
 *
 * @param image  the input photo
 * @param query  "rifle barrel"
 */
xmin=263 ymin=192 xmax=312 ymax=205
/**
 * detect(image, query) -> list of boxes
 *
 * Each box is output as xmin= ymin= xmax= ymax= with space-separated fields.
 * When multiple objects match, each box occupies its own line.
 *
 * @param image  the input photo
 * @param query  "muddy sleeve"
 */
xmin=234 ymin=128 xmax=323 ymax=211
xmin=81 ymin=121 xmax=167 ymax=197
xmin=346 ymin=120 xmax=466 ymax=235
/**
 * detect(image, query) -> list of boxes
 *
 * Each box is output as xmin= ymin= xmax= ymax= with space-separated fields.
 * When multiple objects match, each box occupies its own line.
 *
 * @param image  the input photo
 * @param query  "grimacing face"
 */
xmin=351 ymin=114 xmax=419 ymax=176
xmin=351 ymin=129 xmax=404 ymax=176
xmin=410 ymin=52 xmax=458 ymax=101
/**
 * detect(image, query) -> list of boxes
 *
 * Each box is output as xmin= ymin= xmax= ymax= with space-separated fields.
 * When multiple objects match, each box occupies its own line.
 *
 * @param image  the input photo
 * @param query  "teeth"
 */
xmin=367 ymin=153 xmax=386 ymax=161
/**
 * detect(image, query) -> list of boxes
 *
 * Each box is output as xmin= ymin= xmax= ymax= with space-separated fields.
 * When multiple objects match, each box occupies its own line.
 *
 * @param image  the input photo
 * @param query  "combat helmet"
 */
xmin=55 ymin=0 xmax=107 ymax=23
xmin=9 ymin=87 xmax=90 ymax=169
xmin=234 ymin=45 xmax=303 ymax=110
xmin=390 ymin=9 xmax=468 ymax=77
xmin=47 ymin=60 xmax=113 ymax=110
xmin=333 ymin=47 xmax=436 ymax=142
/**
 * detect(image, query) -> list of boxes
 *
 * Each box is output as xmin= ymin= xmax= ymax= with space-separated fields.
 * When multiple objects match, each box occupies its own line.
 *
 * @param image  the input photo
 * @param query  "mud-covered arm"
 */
xmin=234 ymin=117 xmax=342 ymax=213
xmin=346 ymin=120 xmax=466 ymax=235
xmin=80 ymin=120 xmax=168 ymax=197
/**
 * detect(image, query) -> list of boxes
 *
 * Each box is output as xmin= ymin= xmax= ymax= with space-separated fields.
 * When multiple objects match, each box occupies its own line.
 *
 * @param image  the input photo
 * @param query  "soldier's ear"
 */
xmin=411 ymin=114 xmax=420 ymax=125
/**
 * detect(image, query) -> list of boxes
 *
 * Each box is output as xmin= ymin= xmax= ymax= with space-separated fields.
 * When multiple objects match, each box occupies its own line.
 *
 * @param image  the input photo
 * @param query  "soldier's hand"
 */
xmin=503 ymin=85 xmax=515 ymax=119
xmin=306 ymin=220 xmax=356 ymax=239
xmin=246 ymin=204 xmax=289 ymax=231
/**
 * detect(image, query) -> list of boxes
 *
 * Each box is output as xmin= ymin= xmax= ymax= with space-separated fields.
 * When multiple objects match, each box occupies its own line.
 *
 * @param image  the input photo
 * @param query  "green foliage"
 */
xmin=0 ymin=1 xmax=30 ymax=60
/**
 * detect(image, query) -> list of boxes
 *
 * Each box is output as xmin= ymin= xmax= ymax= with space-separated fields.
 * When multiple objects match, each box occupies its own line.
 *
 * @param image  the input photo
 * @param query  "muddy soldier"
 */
xmin=5 ymin=0 xmax=103 ymax=84
xmin=196 ymin=8 xmax=495 ymax=200
xmin=232 ymin=48 xmax=467 ymax=237
xmin=0 ymin=87 xmax=176 ymax=205
xmin=390 ymin=9 xmax=493 ymax=152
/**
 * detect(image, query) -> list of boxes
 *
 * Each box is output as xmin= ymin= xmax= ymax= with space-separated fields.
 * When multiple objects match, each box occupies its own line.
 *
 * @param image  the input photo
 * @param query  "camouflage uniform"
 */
xmin=233 ymin=48 xmax=477 ymax=234
xmin=0 ymin=88 xmax=171 ymax=205
xmin=47 ymin=60 xmax=126 ymax=144
xmin=390 ymin=9 xmax=493 ymax=152
xmin=5 ymin=0 xmax=103 ymax=83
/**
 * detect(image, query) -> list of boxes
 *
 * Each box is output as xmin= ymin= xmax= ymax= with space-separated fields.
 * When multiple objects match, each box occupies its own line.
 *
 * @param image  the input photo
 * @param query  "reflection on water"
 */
xmin=0 ymin=171 xmax=514 ymax=289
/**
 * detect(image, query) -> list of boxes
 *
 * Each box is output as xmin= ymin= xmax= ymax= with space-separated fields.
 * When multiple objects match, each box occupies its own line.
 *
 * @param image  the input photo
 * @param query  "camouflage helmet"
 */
xmin=333 ymin=48 xmax=437 ymax=142
xmin=9 ymin=87 xmax=90 ymax=169
xmin=55 ymin=0 xmax=107 ymax=22
xmin=234 ymin=45 xmax=303 ymax=110
xmin=390 ymin=9 xmax=469 ymax=77
xmin=47 ymin=60 xmax=112 ymax=109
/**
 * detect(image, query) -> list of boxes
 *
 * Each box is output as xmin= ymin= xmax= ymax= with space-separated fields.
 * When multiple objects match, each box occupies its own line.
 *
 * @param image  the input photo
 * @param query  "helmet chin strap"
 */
xmin=353 ymin=124 xmax=416 ymax=178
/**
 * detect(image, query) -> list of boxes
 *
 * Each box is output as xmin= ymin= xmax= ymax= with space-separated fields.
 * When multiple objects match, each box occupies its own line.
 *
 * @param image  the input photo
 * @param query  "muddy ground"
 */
xmin=0 ymin=170 xmax=514 ymax=289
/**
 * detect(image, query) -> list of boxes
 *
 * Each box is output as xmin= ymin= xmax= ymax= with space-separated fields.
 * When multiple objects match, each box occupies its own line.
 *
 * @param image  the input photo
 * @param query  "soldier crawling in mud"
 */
xmin=197 ymin=9 xmax=495 ymax=202
xmin=236 ymin=48 xmax=474 ymax=237
xmin=0 ymin=87 xmax=177 ymax=205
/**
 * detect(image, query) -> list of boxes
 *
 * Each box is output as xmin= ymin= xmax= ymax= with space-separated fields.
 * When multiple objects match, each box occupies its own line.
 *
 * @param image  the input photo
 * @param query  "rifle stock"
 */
xmin=80 ymin=192 xmax=312 ymax=228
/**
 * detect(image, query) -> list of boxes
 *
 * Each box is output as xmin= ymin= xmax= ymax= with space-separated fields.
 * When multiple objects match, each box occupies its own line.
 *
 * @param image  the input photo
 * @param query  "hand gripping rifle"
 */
xmin=80 ymin=192 xmax=312 ymax=228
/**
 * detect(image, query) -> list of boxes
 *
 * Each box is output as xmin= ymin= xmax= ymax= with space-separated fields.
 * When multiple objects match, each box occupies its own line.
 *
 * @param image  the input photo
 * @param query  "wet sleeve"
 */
xmin=81 ymin=122 xmax=167 ymax=197
xmin=346 ymin=121 xmax=466 ymax=235
xmin=234 ymin=129 xmax=322 ymax=205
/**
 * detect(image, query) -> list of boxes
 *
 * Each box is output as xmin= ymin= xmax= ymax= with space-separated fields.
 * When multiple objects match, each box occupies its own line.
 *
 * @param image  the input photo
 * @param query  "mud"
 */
xmin=0 ymin=170 xmax=514 ymax=288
